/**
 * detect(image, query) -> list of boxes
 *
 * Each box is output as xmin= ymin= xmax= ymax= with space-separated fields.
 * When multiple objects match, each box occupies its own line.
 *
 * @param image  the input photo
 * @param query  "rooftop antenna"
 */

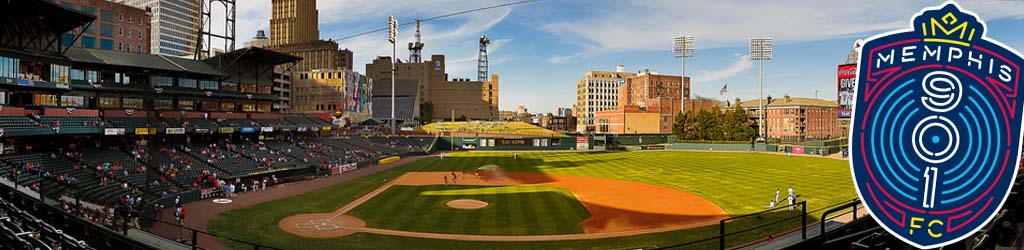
xmin=408 ymin=16 xmax=424 ymax=63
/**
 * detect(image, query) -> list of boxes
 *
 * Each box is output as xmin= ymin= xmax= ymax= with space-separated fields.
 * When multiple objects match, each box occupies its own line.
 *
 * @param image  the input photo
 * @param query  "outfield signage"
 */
xmin=849 ymin=2 xmax=1024 ymax=248
xmin=576 ymin=136 xmax=589 ymax=150
xmin=261 ymin=127 xmax=274 ymax=132
xmin=165 ymin=128 xmax=185 ymax=134
xmin=240 ymin=127 xmax=256 ymax=133
xmin=104 ymin=128 xmax=124 ymax=135
xmin=218 ymin=127 xmax=235 ymax=134
xmin=496 ymin=139 xmax=527 ymax=146
xmin=838 ymin=64 xmax=857 ymax=118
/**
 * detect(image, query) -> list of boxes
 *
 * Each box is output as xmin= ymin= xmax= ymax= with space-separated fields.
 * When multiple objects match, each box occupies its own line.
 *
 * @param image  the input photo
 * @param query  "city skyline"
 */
xmin=224 ymin=0 xmax=1024 ymax=113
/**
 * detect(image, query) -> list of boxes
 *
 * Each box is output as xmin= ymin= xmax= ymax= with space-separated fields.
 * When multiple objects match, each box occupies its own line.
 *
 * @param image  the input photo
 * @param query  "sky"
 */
xmin=220 ymin=0 xmax=1024 ymax=114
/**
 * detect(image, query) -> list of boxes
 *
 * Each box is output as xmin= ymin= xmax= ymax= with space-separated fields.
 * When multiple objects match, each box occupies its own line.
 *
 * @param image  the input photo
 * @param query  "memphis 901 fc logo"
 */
xmin=850 ymin=1 xmax=1024 ymax=248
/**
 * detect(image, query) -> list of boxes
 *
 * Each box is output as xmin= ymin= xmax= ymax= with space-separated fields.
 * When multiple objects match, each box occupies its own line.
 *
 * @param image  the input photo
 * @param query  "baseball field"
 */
xmin=207 ymin=151 xmax=856 ymax=250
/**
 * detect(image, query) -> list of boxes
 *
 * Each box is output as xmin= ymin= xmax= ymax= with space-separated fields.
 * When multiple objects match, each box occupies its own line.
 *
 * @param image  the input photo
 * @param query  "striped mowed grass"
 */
xmin=210 ymin=150 xmax=856 ymax=250
xmin=347 ymin=185 xmax=591 ymax=235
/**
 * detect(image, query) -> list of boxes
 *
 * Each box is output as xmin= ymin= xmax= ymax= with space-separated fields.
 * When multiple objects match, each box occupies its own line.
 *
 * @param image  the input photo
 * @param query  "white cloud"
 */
xmin=540 ymin=0 xmax=1024 ymax=63
xmin=695 ymin=54 xmax=752 ymax=83
xmin=547 ymin=54 xmax=575 ymax=64
xmin=223 ymin=0 xmax=516 ymax=78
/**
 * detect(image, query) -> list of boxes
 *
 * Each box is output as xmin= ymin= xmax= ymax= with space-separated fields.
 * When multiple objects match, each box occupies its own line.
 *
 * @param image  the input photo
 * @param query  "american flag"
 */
xmin=720 ymin=84 xmax=728 ymax=95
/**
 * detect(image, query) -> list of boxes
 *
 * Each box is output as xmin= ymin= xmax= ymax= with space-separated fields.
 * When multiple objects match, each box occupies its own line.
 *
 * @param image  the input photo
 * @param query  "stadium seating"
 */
xmin=151 ymin=146 xmax=225 ymax=188
xmin=163 ymin=118 xmax=218 ymax=128
xmin=79 ymin=148 xmax=175 ymax=198
xmin=254 ymin=118 xmax=293 ymax=127
xmin=0 ymin=115 xmax=40 ymax=129
xmin=36 ymin=116 xmax=102 ymax=128
xmin=184 ymin=144 xmax=263 ymax=176
xmin=0 ymin=197 xmax=93 ymax=250
xmin=218 ymin=118 xmax=257 ymax=127
xmin=105 ymin=117 xmax=160 ymax=128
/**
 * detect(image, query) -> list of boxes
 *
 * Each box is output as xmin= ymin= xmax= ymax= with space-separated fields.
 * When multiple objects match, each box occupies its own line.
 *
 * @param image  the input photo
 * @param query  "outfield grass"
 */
xmin=347 ymin=185 xmax=591 ymax=235
xmin=209 ymin=151 xmax=855 ymax=250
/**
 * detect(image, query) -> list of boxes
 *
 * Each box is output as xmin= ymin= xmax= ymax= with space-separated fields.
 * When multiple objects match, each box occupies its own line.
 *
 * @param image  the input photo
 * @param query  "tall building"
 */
xmin=593 ymin=69 xmax=684 ymax=134
xmin=264 ymin=0 xmax=349 ymax=71
xmin=292 ymin=69 xmax=371 ymax=121
xmin=120 ymin=0 xmax=200 ymax=57
xmin=269 ymin=0 xmax=319 ymax=45
xmin=575 ymin=66 xmax=632 ymax=132
xmin=57 ymin=0 xmax=152 ymax=53
xmin=737 ymin=96 xmax=842 ymax=142
xmin=337 ymin=48 xmax=353 ymax=70
xmin=366 ymin=55 xmax=498 ymax=121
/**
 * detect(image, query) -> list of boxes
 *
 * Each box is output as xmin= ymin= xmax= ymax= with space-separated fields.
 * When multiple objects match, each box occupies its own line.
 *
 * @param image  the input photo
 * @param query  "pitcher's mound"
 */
xmin=446 ymin=199 xmax=488 ymax=209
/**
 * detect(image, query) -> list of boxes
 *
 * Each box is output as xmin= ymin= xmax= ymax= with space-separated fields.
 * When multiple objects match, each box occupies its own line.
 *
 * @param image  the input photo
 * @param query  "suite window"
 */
xmin=98 ymin=97 xmax=120 ymax=108
xmin=33 ymin=94 xmax=58 ymax=107
xmin=60 ymin=95 xmax=85 ymax=107
xmin=123 ymin=98 xmax=143 ymax=109
xmin=152 ymin=76 xmax=173 ymax=87
xmin=199 ymin=80 xmax=218 ymax=90
xmin=178 ymin=100 xmax=195 ymax=111
xmin=50 ymin=64 xmax=70 ymax=83
xmin=220 ymin=102 xmax=237 ymax=111
xmin=154 ymin=99 xmax=172 ymax=110
xmin=179 ymin=78 xmax=197 ymax=88
xmin=0 ymin=56 xmax=19 ymax=78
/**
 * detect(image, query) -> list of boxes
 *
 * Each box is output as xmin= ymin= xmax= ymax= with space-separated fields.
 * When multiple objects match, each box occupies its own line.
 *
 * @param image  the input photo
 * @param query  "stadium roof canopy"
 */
xmin=0 ymin=0 xmax=95 ymax=57
xmin=65 ymin=48 xmax=228 ymax=77
xmin=204 ymin=46 xmax=301 ymax=84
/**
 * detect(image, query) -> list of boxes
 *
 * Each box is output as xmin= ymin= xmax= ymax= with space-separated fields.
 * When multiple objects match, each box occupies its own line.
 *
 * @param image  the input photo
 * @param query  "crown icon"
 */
xmin=913 ymin=2 xmax=983 ymax=46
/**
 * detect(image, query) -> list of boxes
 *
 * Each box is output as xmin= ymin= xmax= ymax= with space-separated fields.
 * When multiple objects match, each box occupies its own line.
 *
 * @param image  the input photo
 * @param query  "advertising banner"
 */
xmin=838 ymin=63 xmax=857 ymax=118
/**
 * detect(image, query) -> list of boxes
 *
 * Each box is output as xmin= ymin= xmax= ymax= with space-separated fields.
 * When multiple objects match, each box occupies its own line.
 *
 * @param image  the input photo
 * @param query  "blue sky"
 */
xmin=227 ymin=0 xmax=1024 ymax=114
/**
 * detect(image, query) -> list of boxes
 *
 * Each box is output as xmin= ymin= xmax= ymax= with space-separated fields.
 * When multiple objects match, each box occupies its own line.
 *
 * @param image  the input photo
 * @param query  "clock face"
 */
xmin=434 ymin=61 xmax=442 ymax=70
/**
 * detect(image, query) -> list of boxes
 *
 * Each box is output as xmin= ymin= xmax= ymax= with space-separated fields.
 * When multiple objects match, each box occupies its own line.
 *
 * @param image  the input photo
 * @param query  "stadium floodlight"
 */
xmin=388 ymin=16 xmax=397 ymax=135
xmin=673 ymin=35 xmax=694 ymax=115
xmin=749 ymin=37 xmax=772 ymax=143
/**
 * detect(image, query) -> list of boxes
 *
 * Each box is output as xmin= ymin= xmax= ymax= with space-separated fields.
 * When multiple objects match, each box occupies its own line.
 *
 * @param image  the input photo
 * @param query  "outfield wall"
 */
xmin=667 ymin=143 xmax=774 ymax=152
xmin=437 ymin=137 xmax=577 ymax=150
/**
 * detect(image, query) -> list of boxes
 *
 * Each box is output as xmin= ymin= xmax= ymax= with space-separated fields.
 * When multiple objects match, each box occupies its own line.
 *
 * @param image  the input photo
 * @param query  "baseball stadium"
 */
xmin=1 ymin=1 xmax=1023 ymax=250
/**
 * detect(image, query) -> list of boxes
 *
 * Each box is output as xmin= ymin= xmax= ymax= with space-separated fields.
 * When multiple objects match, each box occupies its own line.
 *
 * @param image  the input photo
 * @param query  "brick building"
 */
xmin=57 ymin=0 xmax=151 ymax=53
xmin=594 ymin=69 xmax=684 ymax=134
xmin=737 ymin=96 xmax=841 ymax=142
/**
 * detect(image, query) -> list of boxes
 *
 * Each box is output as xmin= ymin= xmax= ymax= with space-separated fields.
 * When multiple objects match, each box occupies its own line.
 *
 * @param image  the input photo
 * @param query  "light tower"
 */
xmin=388 ymin=16 xmax=398 ymax=135
xmin=408 ymin=19 xmax=424 ymax=63
xmin=478 ymin=35 xmax=490 ymax=82
xmin=673 ymin=35 xmax=694 ymax=112
xmin=195 ymin=0 xmax=236 ymax=59
xmin=749 ymin=37 xmax=773 ymax=142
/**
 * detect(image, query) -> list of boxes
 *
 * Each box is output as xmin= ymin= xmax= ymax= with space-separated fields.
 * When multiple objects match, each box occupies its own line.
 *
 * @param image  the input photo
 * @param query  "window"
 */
xmin=118 ymin=14 xmax=123 ymax=21
xmin=50 ymin=64 xmax=70 ymax=83
xmin=86 ymin=70 xmax=98 ymax=83
xmin=100 ymin=10 xmax=113 ymax=22
xmin=126 ymin=43 xmax=131 ymax=52
xmin=100 ymin=39 xmax=114 ymax=50
xmin=117 ymin=42 xmax=122 ymax=51
xmin=154 ymin=99 xmax=172 ymax=110
xmin=123 ymin=98 xmax=143 ymax=109
xmin=178 ymin=100 xmax=194 ymax=111
xmin=81 ymin=36 xmax=96 ymax=48
xmin=118 ymin=27 xmax=123 ymax=36
xmin=152 ymin=76 xmax=173 ymax=86
xmin=100 ymin=24 xmax=114 ymax=37
xmin=242 ymin=103 xmax=255 ymax=112
xmin=70 ymin=69 xmax=85 ymax=81
xmin=220 ymin=102 xmax=236 ymax=111
xmin=127 ymin=16 xmax=132 ymax=22
xmin=199 ymin=80 xmax=218 ymax=90
xmin=60 ymin=2 xmax=75 ymax=9
xmin=61 ymin=34 xmax=75 ymax=48
xmin=33 ymin=94 xmax=58 ymax=107
xmin=138 ymin=31 xmax=142 ymax=39
xmin=179 ymin=78 xmax=197 ymax=88
xmin=0 ymin=56 xmax=19 ymax=77
xmin=99 ymin=97 xmax=120 ymax=108
xmin=80 ymin=6 xmax=95 ymax=16
xmin=61 ymin=96 xmax=85 ymax=107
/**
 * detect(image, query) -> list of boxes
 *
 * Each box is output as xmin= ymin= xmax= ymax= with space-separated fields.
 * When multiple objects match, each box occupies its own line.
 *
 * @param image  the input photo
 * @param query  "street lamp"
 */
xmin=749 ymin=37 xmax=772 ymax=142
xmin=673 ymin=36 xmax=694 ymax=112
xmin=388 ymin=16 xmax=397 ymax=135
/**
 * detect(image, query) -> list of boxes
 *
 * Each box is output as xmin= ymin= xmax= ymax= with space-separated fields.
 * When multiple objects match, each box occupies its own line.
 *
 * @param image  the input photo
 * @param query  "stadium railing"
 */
xmin=140 ymin=213 xmax=284 ymax=250
xmin=647 ymin=198 xmax=862 ymax=250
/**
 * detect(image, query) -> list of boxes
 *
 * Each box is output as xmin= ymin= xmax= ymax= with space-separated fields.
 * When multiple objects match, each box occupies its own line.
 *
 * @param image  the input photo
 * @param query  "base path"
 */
xmin=279 ymin=172 xmax=728 ymax=241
